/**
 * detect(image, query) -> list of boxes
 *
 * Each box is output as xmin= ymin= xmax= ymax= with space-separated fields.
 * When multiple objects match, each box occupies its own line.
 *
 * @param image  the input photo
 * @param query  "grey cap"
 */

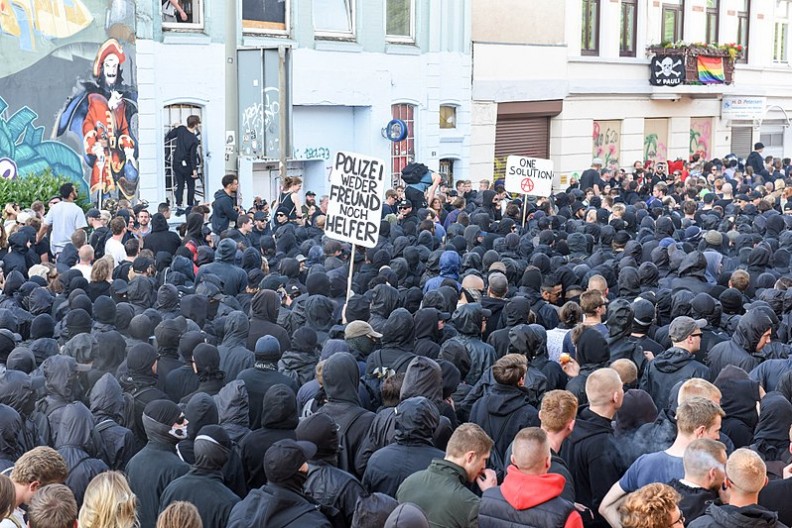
xmin=668 ymin=316 xmax=706 ymax=343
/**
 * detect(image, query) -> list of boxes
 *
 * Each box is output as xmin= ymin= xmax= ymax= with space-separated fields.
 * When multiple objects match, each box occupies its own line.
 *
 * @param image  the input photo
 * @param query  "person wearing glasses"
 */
xmin=639 ymin=317 xmax=710 ymax=411
xmin=618 ymin=482 xmax=684 ymax=528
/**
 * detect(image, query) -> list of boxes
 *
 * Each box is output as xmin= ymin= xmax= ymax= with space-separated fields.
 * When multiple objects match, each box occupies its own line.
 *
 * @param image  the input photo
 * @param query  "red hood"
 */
xmin=501 ymin=465 xmax=566 ymax=509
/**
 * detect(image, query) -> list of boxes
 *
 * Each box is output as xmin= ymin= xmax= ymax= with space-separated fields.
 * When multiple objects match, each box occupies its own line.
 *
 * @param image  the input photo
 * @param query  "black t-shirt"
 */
xmin=759 ymin=477 xmax=792 ymax=527
xmin=668 ymin=479 xmax=719 ymax=524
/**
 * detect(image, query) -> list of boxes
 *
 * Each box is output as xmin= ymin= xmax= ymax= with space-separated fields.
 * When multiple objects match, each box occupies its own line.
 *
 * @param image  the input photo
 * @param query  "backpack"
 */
xmin=482 ymin=410 xmax=517 ymax=481
xmin=400 ymin=163 xmax=430 ymax=185
xmin=33 ymin=398 xmax=68 ymax=446
xmin=90 ymin=227 xmax=112 ymax=260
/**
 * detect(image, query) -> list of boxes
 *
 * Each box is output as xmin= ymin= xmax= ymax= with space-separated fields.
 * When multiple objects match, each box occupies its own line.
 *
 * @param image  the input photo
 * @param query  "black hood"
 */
xmin=155 ymin=318 xmax=184 ymax=354
xmin=576 ymin=327 xmax=610 ymax=366
xmin=606 ymin=299 xmax=634 ymax=340
xmin=653 ymin=348 xmax=697 ymax=373
xmin=89 ymin=373 xmax=125 ymax=422
xmin=185 ymin=392 xmax=219 ymax=441
xmin=617 ymin=268 xmax=641 ymax=299
xmin=371 ymin=284 xmax=400 ymax=317
xmin=250 ymin=290 xmax=280 ymax=322
xmin=180 ymin=294 xmax=208 ymax=328
xmin=304 ymin=295 xmax=336 ymax=332
xmin=128 ymin=314 xmax=155 ymax=342
xmin=0 ymin=370 xmax=34 ymax=417
xmin=27 ymin=288 xmax=54 ymax=316
xmin=290 ymin=327 xmax=317 ymax=353
xmin=115 ymin=303 xmax=135 ymax=333
xmin=678 ymin=251 xmax=707 ymax=278
xmin=501 ymin=297 xmax=532 ymax=327
xmin=93 ymin=296 xmax=116 ymax=325
xmin=451 ymin=303 xmax=486 ymax=336
xmin=700 ymin=503 xmax=781 ymax=528
xmin=381 ymin=308 xmax=415 ymax=348
xmin=400 ymin=356 xmax=443 ymax=404
xmin=30 ymin=314 xmax=54 ymax=339
xmin=322 ymin=352 xmax=361 ymax=405
xmin=128 ymin=277 xmax=155 ymax=309
xmin=413 ymin=308 xmax=440 ymax=341
xmin=215 ymin=379 xmax=250 ymax=428
xmin=156 ymin=284 xmax=181 ymax=312
xmin=509 ymin=324 xmax=548 ymax=361
xmin=55 ymin=402 xmax=95 ymax=451
xmin=0 ymin=404 xmax=21 ymax=460
xmin=714 ymin=365 xmax=759 ymax=431
xmin=43 ymin=355 xmax=78 ymax=401
xmin=221 ymin=311 xmax=249 ymax=347
xmin=151 ymin=213 xmax=169 ymax=233
xmin=394 ymin=396 xmax=438 ymax=445
xmin=733 ymin=309 xmax=772 ymax=354
xmin=261 ymin=384 xmax=298 ymax=429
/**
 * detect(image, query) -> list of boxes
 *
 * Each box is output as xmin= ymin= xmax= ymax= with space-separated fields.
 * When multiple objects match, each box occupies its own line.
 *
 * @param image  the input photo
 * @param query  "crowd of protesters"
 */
xmin=1 ymin=142 xmax=792 ymax=527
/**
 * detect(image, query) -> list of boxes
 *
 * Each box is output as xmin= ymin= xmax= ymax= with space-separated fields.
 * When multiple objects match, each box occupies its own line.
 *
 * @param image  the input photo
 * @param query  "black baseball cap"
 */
xmin=253 ymin=211 xmax=267 ymax=221
xmin=306 ymin=191 xmax=316 ymax=196
xmin=398 ymin=199 xmax=412 ymax=209
xmin=263 ymin=439 xmax=317 ymax=483
xmin=86 ymin=208 xmax=101 ymax=219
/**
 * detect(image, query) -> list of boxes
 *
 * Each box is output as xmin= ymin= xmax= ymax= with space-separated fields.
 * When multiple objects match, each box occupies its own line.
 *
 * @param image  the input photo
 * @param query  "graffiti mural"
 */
xmin=690 ymin=117 xmax=712 ymax=160
xmin=593 ymin=120 xmax=621 ymax=169
xmin=644 ymin=118 xmax=669 ymax=163
xmin=0 ymin=0 xmax=137 ymax=204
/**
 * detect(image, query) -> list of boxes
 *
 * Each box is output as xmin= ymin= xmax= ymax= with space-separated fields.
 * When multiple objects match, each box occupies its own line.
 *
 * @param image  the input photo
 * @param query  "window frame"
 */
xmin=242 ymin=0 xmax=291 ymax=36
xmin=313 ymin=0 xmax=356 ymax=39
xmin=705 ymin=0 xmax=719 ymax=45
xmin=162 ymin=0 xmax=204 ymax=31
xmin=736 ymin=0 xmax=749 ymax=63
xmin=385 ymin=0 xmax=416 ymax=43
xmin=774 ymin=21 xmax=788 ymax=63
xmin=391 ymin=103 xmax=416 ymax=186
xmin=661 ymin=2 xmax=684 ymax=43
xmin=439 ymin=104 xmax=457 ymax=129
xmin=581 ymin=0 xmax=600 ymax=56
xmin=619 ymin=0 xmax=637 ymax=57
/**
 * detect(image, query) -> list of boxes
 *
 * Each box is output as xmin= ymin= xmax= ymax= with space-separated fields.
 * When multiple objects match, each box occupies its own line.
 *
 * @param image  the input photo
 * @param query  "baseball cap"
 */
xmin=86 ymin=208 xmax=101 ymax=219
xmin=306 ymin=191 xmax=316 ymax=196
xmin=132 ymin=257 xmax=153 ymax=273
xmin=345 ymin=320 xmax=383 ymax=340
xmin=668 ymin=316 xmax=706 ymax=342
xmin=735 ymin=193 xmax=750 ymax=202
xmin=264 ymin=439 xmax=317 ymax=483
xmin=253 ymin=211 xmax=266 ymax=221
xmin=398 ymin=199 xmax=412 ymax=209
xmin=755 ymin=142 xmax=765 ymax=150
xmin=704 ymin=230 xmax=723 ymax=246
xmin=632 ymin=299 xmax=655 ymax=326
xmin=592 ymin=157 xmax=603 ymax=166
xmin=702 ymin=193 xmax=715 ymax=204
xmin=295 ymin=254 xmax=307 ymax=263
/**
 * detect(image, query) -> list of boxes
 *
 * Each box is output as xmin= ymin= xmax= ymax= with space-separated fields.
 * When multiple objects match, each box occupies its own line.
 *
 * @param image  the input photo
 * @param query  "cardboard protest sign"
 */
xmin=504 ymin=156 xmax=555 ymax=198
xmin=325 ymin=151 xmax=387 ymax=249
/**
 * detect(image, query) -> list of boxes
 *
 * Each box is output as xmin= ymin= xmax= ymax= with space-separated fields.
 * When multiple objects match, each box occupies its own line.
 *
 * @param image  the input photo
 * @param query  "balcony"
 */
xmin=648 ymin=43 xmax=742 ymax=87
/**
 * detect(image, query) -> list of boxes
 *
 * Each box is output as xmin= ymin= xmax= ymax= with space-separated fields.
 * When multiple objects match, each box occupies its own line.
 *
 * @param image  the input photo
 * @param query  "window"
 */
xmin=620 ymin=0 xmax=637 ymax=57
xmin=774 ymin=22 xmax=788 ymax=63
xmin=242 ymin=0 xmax=289 ymax=34
xmin=314 ymin=0 xmax=354 ymax=37
xmin=581 ymin=0 xmax=599 ymax=55
xmin=736 ymin=0 xmax=749 ymax=63
xmin=439 ymin=105 xmax=456 ymax=129
xmin=705 ymin=0 xmax=719 ymax=44
xmin=662 ymin=3 xmax=683 ymax=43
xmin=391 ymin=103 xmax=415 ymax=186
xmin=386 ymin=0 xmax=415 ymax=42
xmin=162 ymin=0 xmax=203 ymax=30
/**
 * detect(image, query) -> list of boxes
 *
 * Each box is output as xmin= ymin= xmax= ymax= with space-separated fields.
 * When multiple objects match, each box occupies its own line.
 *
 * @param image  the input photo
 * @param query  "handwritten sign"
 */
xmin=505 ymin=156 xmax=554 ymax=197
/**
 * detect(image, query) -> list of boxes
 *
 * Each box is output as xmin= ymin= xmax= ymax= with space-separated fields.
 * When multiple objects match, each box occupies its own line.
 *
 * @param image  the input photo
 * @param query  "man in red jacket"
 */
xmin=479 ymin=427 xmax=583 ymax=528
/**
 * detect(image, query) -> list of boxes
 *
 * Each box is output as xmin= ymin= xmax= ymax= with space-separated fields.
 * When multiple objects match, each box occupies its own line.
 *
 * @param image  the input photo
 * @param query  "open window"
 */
xmin=161 ymin=0 xmax=203 ymax=31
xmin=314 ymin=0 xmax=355 ymax=38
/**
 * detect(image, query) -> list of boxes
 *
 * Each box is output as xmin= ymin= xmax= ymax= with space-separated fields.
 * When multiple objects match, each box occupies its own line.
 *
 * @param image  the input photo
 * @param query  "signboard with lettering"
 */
xmin=722 ymin=96 xmax=767 ymax=121
xmin=325 ymin=151 xmax=386 ymax=249
xmin=505 ymin=156 xmax=555 ymax=198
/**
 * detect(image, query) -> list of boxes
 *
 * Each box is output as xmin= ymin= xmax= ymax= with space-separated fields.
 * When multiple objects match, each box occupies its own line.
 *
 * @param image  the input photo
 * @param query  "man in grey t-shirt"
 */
xmin=37 ymin=183 xmax=87 ymax=257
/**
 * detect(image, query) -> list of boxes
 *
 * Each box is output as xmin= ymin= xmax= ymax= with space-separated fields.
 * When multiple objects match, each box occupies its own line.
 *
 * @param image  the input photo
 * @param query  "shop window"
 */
xmin=162 ymin=0 xmax=203 ymax=30
xmin=391 ymin=103 xmax=415 ymax=186
xmin=314 ymin=0 xmax=354 ymax=37
xmin=581 ymin=0 xmax=599 ymax=55
xmin=386 ymin=0 xmax=415 ymax=42
xmin=620 ymin=0 xmax=637 ymax=57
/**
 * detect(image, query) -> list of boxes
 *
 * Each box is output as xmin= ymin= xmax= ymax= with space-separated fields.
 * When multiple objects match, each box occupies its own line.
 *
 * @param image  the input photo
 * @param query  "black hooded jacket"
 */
xmin=365 ymin=308 xmax=416 ymax=377
xmin=362 ymin=397 xmax=445 ymax=497
xmin=640 ymin=348 xmax=710 ymax=410
xmin=688 ymin=502 xmax=786 ymax=528
xmin=215 ymin=380 xmax=251 ymax=446
xmin=565 ymin=328 xmax=610 ymax=405
xmin=715 ymin=366 xmax=761 ymax=449
xmin=448 ymin=303 xmax=498 ymax=386
xmin=145 ymin=214 xmax=182 ymax=257
xmin=218 ymin=311 xmax=255 ymax=383
xmin=247 ymin=290 xmax=291 ymax=353
xmin=0 ymin=404 xmax=21 ymax=472
xmin=369 ymin=284 xmax=401 ymax=333
xmin=707 ymin=309 xmax=771 ymax=380
xmin=89 ymin=373 xmax=135 ymax=469
xmin=57 ymin=403 xmax=110 ymax=507
xmin=413 ymin=308 xmax=441 ymax=359
xmin=278 ymin=327 xmax=319 ymax=387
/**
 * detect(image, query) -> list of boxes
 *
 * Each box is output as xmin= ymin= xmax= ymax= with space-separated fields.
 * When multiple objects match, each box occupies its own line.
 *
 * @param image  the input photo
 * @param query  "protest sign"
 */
xmin=325 ymin=151 xmax=387 ymax=249
xmin=504 ymin=156 xmax=555 ymax=198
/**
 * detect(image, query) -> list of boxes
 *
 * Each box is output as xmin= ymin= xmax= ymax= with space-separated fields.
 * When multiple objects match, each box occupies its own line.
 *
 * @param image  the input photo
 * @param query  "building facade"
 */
xmin=471 ymin=0 xmax=792 ymax=187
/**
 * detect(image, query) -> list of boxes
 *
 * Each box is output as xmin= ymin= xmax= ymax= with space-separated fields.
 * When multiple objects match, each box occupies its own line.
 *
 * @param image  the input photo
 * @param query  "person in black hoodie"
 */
xmin=707 ymin=308 xmax=772 ymax=380
xmin=279 ymin=327 xmax=319 ymax=387
xmin=89 ymin=373 xmax=135 ymax=469
xmin=0 ymin=403 xmax=21 ymax=473
xmin=0 ymin=370 xmax=38 ymax=453
xmin=689 ymin=448 xmax=784 ymax=528
xmin=247 ymin=289 xmax=291 ymax=353
xmin=3 ymin=232 xmax=36 ymax=279
xmin=297 ymin=412 xmax=365 ymax=526
xmin=237 ymin=335 xmax=298 ymax=429
xmin=413 ymin=308 xmax=445 ymax=359
xmin=369 ymin=283 xmax=401 ymax=333
xmin=145 ymin=213 xmax=181 ymax=257
xmin=714 ymin=366 xmax=761 ymax=449
xmin=55 ymin=402 xmax=109 ymax=506
xmin=33 ymin=354 xmax=80 ymax=447
xmin=487 ymin=296 xmax=532 ymax=359
xmin=165 ymin=330 xmax=203 ymax=402
xmin=448 ymin=303 xmax=497 ymax=386
xmin=481 ymin=273 xmax=509 ymax=341
xmin=215 ymin=379 xmax=251 ymax=447
xmin=606 ymin=299 xmax=647 ymax=376
xmin=750 ymin=392 xmax=792 ymax=478
xmin=240 ymin=383 xmax=298 ymax=489
xmin=155 ymin=284 xmax=181 ymax=320
xmin=91 ymin=295 xmax=117 ymax=335
xmin=513 ymin=323 xmax=566 ymax=393
xmin=363 ymin=396 xmax=445 ymax=497
xmin=118 ymin=343 xmax=168 ymax=449
xmin=126 ymin=399 xmax=190 ymax=528
xmin=211 ymin=174 xmax=239 ymax=235
xmin=366 ymin=308 xmax=416 ymax=378
xmin=181 ymin=343 xmax=225 ymax=402
xmin=218 ymin=311 xmax=254 ymax=383
xmin=317 ymin=352 xmax=375 ymax=479
xmin=160 ymin=425 xmax=241 ymax=528
xmin=561 ymin=367 xmax=625 ymax=528
xmin=469 ymin=353 xmax=541 ymax=478
xmin=154 ymin=318 xmax=186 ymax=390
xmin=640 ymin=316 xmax=710 ymax=410
xmin=195 ymin=239 xmax=247 ymax=295
xmin=565 ymin=327 xmax=610 ymax=405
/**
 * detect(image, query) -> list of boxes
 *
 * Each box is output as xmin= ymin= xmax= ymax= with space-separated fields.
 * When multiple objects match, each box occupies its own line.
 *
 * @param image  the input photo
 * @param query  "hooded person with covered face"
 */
xmin=118 ymin=343 xmax=168 ymax=449
xmin=218 ymin=311 xmax=254 ymax=383
xmin=126 ymin=399 xmax=189 ymax=528
xmin=247 ymin=289 xmax=291 ymax=353
xmin=448 ymin=303 xmax=498 ymax=386
xmin=160 ymin=424 xmax=241 ymax=528
xmin=89 ymin=372 xmax=135 ymax=470
xmin=195 ymin=238 xmax=248 ymax=295
xmin=181 ymin=343 xmax=225 ymax=403
xmin=238 ymin=335 xmax=299 ymax=429
xmin=33 ymin=354 xmax=80 ymax=447
xmin=707 ymin=308 xmax=773 ymax=380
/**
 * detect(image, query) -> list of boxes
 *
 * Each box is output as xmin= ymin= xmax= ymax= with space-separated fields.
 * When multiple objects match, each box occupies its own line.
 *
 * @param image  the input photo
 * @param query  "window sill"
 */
xmin=241 ymin=35 xmax=298 ymax=47
xmin=385 ymin=43 xmax=420 ymax=55
xmin=569 ymin=55 xmax=650 ymax=65
xmin=162 ymin=32 xmax=211 ymax=45
xmin=314 ymin=39 xmax=363 ymax=53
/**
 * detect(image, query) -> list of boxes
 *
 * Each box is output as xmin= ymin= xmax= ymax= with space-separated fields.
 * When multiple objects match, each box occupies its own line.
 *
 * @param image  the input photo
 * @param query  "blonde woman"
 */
xmin=156 ymin=501 xmax=202 ymax=528
xmin=88 ymin=255 xmax=114 ymax=301
xmin=78 ymin=471 xmax=138 ymax=528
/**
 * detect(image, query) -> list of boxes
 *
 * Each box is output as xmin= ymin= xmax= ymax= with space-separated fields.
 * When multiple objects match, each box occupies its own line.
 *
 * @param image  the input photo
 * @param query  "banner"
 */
xmin=325 ymin=151 xmax=386 ymax=249
xmin=697 ymin=56 xmax=725 ymax=84
xmin=650 ymin=56 xmax=685 ymax=86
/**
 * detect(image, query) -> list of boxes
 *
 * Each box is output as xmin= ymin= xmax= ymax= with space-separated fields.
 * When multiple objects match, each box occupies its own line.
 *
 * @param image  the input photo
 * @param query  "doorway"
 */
xmin=163 ymin=104 xmax=206 ymax=207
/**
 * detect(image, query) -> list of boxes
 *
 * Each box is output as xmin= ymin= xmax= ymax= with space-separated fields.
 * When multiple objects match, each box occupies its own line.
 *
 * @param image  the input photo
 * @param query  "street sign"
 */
xmin=325 ymin=151 xmax=386 ymax=249
xmin=505 ymin=156 xmax=554 ymax=197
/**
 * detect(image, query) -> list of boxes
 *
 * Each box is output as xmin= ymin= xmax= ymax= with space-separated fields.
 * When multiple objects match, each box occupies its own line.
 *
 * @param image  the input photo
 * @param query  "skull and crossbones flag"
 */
xmin=650 ymin=56 xmax=685 ymax=86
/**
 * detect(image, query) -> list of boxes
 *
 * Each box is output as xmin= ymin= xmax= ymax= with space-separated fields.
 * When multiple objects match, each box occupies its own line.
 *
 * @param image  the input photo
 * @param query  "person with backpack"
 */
xmin=164 ymin=115 xmax=201 ymax=209
xmin=237 ymin=336 xmax=298 ymax=429
xmin=118 ymin=343 xmax=168 ymax=449
xmin=88 ymin=373 xmax=135 ymax=470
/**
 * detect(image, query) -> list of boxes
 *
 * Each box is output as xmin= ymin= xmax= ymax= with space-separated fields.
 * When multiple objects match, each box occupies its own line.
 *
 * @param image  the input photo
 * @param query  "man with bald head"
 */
xmin=561 ymin=368 xmax=625 ymax=528
xmin=459 ymin=274 xmax=485 ymax=305
xmin=689 ymin=449 xmax=783 ymax=528
xmin=479 ymin=427 xmax=583 ymax=528
xmin=72 ymin=244 xmax=94 ymax=280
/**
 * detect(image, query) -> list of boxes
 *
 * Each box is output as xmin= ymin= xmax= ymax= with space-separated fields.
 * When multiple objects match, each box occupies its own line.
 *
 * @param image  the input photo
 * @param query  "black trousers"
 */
xmin=174 ymin=169 xmax=195 ymax=206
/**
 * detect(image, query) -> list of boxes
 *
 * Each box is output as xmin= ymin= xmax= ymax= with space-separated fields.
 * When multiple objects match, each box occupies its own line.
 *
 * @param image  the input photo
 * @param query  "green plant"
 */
xmin=0 ymin=169 xmax=91 ymax=211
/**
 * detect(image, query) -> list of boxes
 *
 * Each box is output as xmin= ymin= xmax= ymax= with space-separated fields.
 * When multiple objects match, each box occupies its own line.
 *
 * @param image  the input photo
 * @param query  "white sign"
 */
xmin=505 ymin=156 xmax=555 ymax=197
xmin=722 ymin=96 xmax=767 ymax=121
xmin=325 ymin=151 xmax=387 ymax=248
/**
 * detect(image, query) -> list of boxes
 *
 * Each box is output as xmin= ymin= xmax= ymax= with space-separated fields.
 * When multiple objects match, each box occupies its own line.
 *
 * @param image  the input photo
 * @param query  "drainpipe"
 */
xmin=225 ymin=0 xmax=238 ymax=175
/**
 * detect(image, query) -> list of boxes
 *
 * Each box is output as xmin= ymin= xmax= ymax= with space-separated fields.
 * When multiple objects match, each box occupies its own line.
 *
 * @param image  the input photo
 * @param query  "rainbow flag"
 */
xmin=697 ymin=56 xmax=725 ymax=84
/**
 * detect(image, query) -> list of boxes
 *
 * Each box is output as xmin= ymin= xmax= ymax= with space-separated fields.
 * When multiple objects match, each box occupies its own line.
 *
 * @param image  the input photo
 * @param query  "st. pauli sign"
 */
xmin=326 ymin=151 xmax=387 ymax=248
xmin=504 ymin=156 xmax=554 ymax=198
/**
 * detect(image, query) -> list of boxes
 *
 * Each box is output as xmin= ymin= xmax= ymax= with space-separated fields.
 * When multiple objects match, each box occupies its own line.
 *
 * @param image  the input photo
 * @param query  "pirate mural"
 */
xmin=56 ymin=38 xmax=139 ymax=202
